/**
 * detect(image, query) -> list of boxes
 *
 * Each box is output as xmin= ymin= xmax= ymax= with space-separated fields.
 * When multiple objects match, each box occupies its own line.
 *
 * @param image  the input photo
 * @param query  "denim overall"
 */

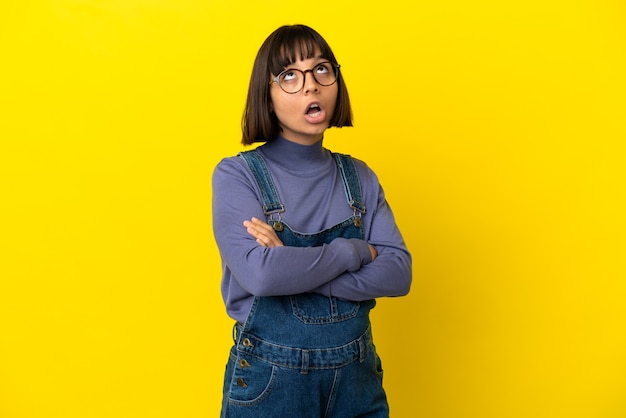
xmin=220 ymin=150 xmax=389 ymax=418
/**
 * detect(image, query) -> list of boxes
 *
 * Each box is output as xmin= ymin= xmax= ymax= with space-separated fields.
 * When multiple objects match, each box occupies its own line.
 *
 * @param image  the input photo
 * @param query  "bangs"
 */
xmin=268 ymin=27 xmax=334 ymax=75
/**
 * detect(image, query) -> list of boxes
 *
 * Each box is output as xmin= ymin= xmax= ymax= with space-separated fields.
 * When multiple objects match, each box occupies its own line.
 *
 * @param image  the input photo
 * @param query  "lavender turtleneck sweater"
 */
xmin=212 ymin=136 xmax=412 ymax=322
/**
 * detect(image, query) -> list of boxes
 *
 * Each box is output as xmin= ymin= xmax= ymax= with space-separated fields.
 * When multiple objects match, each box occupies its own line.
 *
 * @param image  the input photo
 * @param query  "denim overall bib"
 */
xmin=221 ymin=150 xmax=389 ymax=418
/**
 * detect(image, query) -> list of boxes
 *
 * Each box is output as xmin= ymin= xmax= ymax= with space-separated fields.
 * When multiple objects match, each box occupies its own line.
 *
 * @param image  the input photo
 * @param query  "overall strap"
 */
xmin=238 ymin=150 xmax=285 ymax=216
xmin=333 ymin=153 xmax=366 ymax=218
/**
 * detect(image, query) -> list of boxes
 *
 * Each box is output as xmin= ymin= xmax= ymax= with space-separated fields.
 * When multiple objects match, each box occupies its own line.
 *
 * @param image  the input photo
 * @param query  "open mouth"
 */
xmin=306 ymin=104 xmax=322 ymax=117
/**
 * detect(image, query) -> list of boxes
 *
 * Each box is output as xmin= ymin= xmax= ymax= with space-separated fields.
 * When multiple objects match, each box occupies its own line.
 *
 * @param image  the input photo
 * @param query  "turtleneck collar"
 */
xmin=256 ymin=136 xmax=332 ymax=175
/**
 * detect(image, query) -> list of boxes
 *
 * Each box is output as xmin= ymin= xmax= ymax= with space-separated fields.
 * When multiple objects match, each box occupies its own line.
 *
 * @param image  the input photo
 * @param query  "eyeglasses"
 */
xmin=270 ymin=61 xmax=340 ymax=94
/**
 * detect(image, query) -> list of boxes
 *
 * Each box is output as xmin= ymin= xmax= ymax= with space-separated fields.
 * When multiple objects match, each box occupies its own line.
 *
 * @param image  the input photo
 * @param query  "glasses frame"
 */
xmin=270 ymin=61 xmax=341 ymax=94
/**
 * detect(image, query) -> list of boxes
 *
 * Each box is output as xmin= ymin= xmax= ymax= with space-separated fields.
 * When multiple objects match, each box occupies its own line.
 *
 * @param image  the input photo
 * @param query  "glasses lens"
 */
xmin=312 ymin=62 xmax=338 ymax=86
xmin=278 ymin=63 xmax=338 ymax=93
xmin=278 ymin=70 xmax=303 ymax=94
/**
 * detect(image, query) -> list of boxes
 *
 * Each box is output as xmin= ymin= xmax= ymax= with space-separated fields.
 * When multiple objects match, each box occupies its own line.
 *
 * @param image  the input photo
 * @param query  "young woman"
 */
xmin=213 ymin=24 xmax=412 ymax=417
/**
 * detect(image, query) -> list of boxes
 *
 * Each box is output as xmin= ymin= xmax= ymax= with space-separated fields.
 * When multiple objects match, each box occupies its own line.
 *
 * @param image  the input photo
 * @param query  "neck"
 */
xmin=258 ymin=136 xmax=330 ymax=173
xmin=281 ymin=133 xmax=324 ymax=147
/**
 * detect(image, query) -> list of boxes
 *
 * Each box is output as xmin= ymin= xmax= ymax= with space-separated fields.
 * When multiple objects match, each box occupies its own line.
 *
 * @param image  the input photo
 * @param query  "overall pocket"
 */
xmin=290 ymin=293 xmax=360 ymax=324
xmin=228 ymin=352 xmax=278 ymax=406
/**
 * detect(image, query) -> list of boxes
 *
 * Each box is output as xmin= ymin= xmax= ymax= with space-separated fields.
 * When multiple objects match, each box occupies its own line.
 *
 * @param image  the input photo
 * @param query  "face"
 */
xmin=270 ymin=52 xmax=338 ymax=146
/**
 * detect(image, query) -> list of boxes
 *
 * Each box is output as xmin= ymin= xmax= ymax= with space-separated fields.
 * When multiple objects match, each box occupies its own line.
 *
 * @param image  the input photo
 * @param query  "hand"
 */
xmin=243 ymin=217 xmax=284 ymax=247
xmin=368 ymin=243 xmax=378 ymax=262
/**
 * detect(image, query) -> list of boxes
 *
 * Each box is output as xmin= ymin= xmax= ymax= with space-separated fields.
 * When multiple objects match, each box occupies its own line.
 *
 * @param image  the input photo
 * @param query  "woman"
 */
xmin=213 ymin=24 xmax=412 ymax=417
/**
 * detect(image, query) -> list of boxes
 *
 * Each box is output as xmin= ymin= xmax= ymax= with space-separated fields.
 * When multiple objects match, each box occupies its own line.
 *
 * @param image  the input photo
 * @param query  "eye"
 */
xmin=315 ymin=63 xmax=331 ymax=74
xmin=280 ymin=70 xmax=298 ymax=83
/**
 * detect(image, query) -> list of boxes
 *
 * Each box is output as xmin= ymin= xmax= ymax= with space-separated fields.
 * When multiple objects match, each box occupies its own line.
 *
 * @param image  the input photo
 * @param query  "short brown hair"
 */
xmin=241 ymin=25 xmax=353 ymax=145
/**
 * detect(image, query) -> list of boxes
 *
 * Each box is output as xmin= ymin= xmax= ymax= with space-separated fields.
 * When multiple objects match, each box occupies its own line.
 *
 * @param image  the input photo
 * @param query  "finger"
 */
xmin=243 ymin=218 xmax=284 ymax=247
xmin=244 ymin=220 xmax=275 ymax=243
xmin=246 ymin=219 xmax=284 ymax=247
xmin=368 ymin=243 xmax=378 ymax=261
xmin=245 ymin=223 xmax=265 ymax=239
xmin=250 ymin=217 xmax=276 ymax=233
xmin=247 ymin=217 xmax=281 ymax=239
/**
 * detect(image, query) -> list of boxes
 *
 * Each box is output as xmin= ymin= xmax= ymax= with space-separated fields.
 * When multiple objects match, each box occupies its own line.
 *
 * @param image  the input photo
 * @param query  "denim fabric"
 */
xmin=333 ymin=153 xmax=365 ymax=215
xmin=237 ymin=150 xmax=285 ymax=216
xmin=220 ymin=151 xmax=388 ymax=417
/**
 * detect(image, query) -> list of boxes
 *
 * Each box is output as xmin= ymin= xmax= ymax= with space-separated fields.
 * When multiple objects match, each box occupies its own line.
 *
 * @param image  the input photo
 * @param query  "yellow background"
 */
xmin=1 ymin=1 xmax=625 ymax=417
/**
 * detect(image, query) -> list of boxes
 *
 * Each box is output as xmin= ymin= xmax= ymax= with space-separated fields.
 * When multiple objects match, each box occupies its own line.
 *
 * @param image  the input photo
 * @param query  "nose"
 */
xmin=302 ymin=70 xmax=319 ymax=93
